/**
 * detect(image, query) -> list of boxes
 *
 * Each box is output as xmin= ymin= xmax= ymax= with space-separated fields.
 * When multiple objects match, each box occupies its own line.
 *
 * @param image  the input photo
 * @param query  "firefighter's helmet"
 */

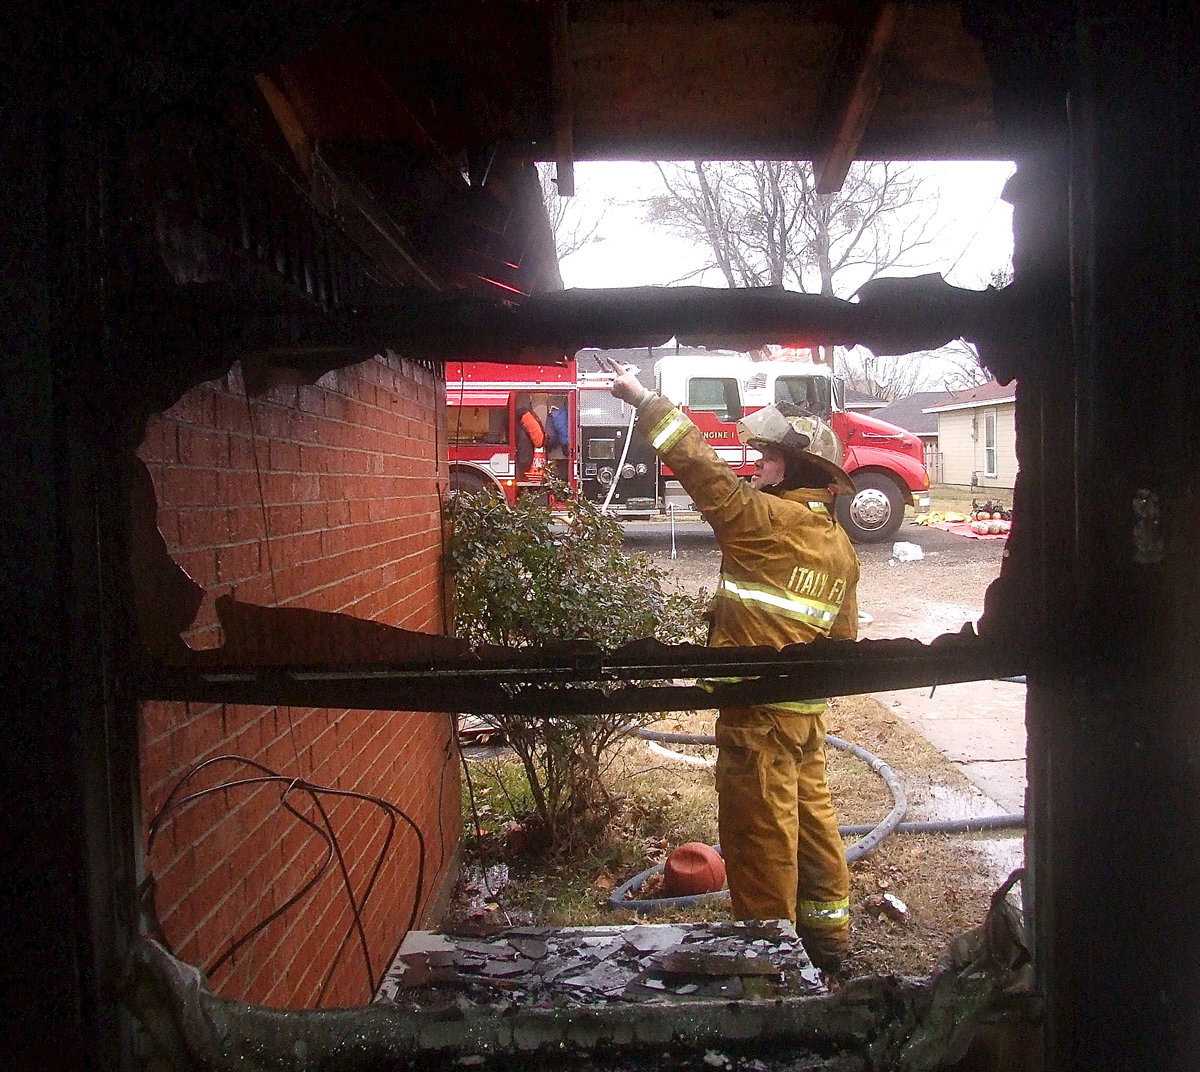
xmin=737 ymin=403 xmax=854 ymax=494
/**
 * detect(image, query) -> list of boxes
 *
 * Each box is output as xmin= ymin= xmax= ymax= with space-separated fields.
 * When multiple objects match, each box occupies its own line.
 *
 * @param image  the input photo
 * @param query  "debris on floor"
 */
xmin=891 ymin=541 xmax=925 ymax=562
xmin=376 ymin=920 xmax=825 ymax=1012
xmin=124 ymin=883 xmax=1038 ymax=1072
xmin=863 ymin=892 xmax=909 ymax=923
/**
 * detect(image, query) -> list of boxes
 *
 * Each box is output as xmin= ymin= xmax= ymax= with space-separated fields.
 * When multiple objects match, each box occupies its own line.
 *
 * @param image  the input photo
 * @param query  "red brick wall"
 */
xmin=137 ymin=355 xmax=459 ymax=1008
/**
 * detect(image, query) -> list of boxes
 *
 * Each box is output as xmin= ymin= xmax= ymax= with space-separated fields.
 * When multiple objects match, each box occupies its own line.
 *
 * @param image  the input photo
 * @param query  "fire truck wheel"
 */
xmin=837 ymin=473 xmax=905 ymax=544
xmin=449 ymin=469 xmax=501 ymax=501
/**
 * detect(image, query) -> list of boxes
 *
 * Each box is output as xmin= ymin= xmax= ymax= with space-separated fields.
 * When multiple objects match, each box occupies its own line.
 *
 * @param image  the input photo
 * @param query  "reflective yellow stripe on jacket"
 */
xmin=633 ymin=394 xmax=861 ymax=652
xmin=710 ymin=571 xmax=841 ymax=714
xmin=697 ymin=677 xmax=828 ymax=715
xmin=766 ymin=697 xmax=829 ymax=714
xmin=718 ymin=573 xmax=841 ymax=632
xmin=647 ymin=408 xmax=691 ymax=452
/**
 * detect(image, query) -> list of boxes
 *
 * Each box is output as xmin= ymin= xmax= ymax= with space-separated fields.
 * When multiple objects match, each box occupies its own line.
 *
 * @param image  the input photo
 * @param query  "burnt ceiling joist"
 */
xmin=240 ymin=0 xmax=1004 ymax=249
xmin=134 ymin=0 xmax=1011 ymax=398
xmin=125 ymin=0 xmax=1026 ymax=715
xmin=560 ymin=0 xmax=1002 ymax=163
xmin=550 ymin=0 xmax=575 ymax=197
xmin=254 ymin=30 xmax=564 ymax=300
xmin=814 ymin=2 xmax=910 ymax=194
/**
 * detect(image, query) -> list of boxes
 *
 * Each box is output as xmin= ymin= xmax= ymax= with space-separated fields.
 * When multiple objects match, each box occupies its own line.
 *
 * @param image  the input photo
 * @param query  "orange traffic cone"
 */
xmin=527 ymin=443 xmax=546 ymax=482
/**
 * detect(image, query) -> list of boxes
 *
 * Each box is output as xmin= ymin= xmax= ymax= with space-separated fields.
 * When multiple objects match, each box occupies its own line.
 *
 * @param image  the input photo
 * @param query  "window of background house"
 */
xmin=984 ymin=409 xmax=998 ymax=477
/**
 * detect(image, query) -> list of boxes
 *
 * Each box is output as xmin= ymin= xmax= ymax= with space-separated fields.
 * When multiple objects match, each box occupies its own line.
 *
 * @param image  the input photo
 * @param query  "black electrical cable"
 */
xmin=146 ymin=754 xmax=426 ymax=999
xmin=170 ymin=775 xmax=343 ymax=980
xmin=456 ymin=732 xmax=487 ymax=839
xmin=607 ymin=725 xmax=1024 ymax=914
xmin=435 ymin=715 xmax=455 ymax=874
xmin=311 ymin=784 xmax=396 ymax=1006
xmin=454 ymin=735 xmax=521 ymax=911
xmin=147 ymin=760 xmax=365 ymax=986
xmin=377 ymin=723 xmax=464 ymax=999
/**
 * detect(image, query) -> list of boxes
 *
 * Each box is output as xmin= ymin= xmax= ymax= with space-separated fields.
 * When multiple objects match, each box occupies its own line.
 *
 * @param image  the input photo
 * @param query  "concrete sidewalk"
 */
xmin=871 ymin=680 xmax=1027 ymax=815
xmin=853 ymin=536 xmax=1027 ymax=819
xmin=867 ymin=678 xmax=1027 ymax=887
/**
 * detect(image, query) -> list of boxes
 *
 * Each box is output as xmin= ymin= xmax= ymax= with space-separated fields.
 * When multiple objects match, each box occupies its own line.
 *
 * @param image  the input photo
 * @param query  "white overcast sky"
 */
xmin=553 ymin=160 xmax=1016 ymax=293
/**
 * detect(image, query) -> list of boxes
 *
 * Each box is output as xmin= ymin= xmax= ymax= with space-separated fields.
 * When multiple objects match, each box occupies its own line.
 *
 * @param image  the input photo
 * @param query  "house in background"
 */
xmin=843 ymin=387 xmax=889 ymax=415
xmin=870 ymin=390 xmax=953 ymax=483
xmin=925 ymin=380 xmax=1019 ymax=491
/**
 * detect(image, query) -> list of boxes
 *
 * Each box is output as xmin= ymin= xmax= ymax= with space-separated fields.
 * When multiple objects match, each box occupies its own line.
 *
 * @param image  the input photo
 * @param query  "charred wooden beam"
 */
xmin=125 ymin=933 xmax=1036 ymax=1071
xmin=551 ymin=0 xmax=575 ymax=198
xmin=239 ymin=274 xmax=1014 ymax=368
xmin=135 ymin=632 xmax=1025 ymax=715
xmin=814 ymin=3 xmax=909 ymax=195
xmin=252 ymin=72 xmax=442 ymax=291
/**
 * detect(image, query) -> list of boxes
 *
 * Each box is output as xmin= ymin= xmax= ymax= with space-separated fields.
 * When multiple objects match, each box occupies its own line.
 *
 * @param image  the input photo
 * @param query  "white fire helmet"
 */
xmin=737 ymin=403 xmax=854 ymax=494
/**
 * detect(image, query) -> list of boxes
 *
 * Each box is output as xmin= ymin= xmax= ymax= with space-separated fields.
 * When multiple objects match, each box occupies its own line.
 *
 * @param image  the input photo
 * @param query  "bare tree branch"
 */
xmin=538 ymin=164 xmax=605 ymax=260
xmin=935 ymin=340 xmax=992 ymax=392
xmin=644 ymin=161 xmax=952 ymax=373
xmin=839 ymin=336 xmax=990 ymax=400
xmin=839 ymin=346 xmax=933 ymax=401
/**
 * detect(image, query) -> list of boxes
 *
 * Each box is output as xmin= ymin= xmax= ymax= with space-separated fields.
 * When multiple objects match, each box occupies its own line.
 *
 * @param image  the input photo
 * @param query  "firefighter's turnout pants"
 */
xmin=716 ymin=705 xmax=850 ymax=953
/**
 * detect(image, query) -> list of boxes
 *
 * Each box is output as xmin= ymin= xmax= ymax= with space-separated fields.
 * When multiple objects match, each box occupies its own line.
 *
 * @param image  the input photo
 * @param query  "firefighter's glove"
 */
xmin=597 ymin=355 xmax=652 ymax=408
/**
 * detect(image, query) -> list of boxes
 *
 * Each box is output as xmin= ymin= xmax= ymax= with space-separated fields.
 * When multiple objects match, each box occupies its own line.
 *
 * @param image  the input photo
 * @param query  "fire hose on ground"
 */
xmin=606 ymin=724 xmax=1025 ymax=914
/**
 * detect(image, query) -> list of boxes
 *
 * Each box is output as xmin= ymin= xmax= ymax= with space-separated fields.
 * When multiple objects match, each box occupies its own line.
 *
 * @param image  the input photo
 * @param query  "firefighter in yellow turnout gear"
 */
xmin=602 ymin=358 xmax=860 ymax=973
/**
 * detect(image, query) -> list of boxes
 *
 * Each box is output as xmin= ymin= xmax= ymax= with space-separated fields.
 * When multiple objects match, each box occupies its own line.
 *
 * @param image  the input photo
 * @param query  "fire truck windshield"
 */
xmin=775 ymin=375 xmax=832 ymax=415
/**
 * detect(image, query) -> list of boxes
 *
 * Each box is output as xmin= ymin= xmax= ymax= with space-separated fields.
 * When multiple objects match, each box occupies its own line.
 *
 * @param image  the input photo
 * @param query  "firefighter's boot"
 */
xmin=798 ymin=926 xmax=849 ymax=975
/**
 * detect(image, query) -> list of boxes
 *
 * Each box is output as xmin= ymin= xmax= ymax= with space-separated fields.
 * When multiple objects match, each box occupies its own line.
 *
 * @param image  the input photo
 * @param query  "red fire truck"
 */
xmin=445 ymin=348 xmax=931 ymax=543
xmin=445 ymin=359 xmax=578 ymax=502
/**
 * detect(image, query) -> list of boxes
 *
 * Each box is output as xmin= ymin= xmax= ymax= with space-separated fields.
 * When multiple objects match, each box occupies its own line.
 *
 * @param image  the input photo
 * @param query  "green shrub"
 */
xmin=444 ymin=483 xmax=709 ymax=855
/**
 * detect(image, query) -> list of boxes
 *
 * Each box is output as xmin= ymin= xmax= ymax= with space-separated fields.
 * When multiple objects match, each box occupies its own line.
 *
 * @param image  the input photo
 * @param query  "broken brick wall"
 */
xmin=136 ymin=354 xmax=459 ymax=1008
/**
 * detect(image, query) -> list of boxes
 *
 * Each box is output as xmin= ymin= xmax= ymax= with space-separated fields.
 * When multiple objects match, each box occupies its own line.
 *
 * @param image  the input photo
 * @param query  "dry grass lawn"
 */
xmin=449 ymin=691 xmax=1019 ymax=981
